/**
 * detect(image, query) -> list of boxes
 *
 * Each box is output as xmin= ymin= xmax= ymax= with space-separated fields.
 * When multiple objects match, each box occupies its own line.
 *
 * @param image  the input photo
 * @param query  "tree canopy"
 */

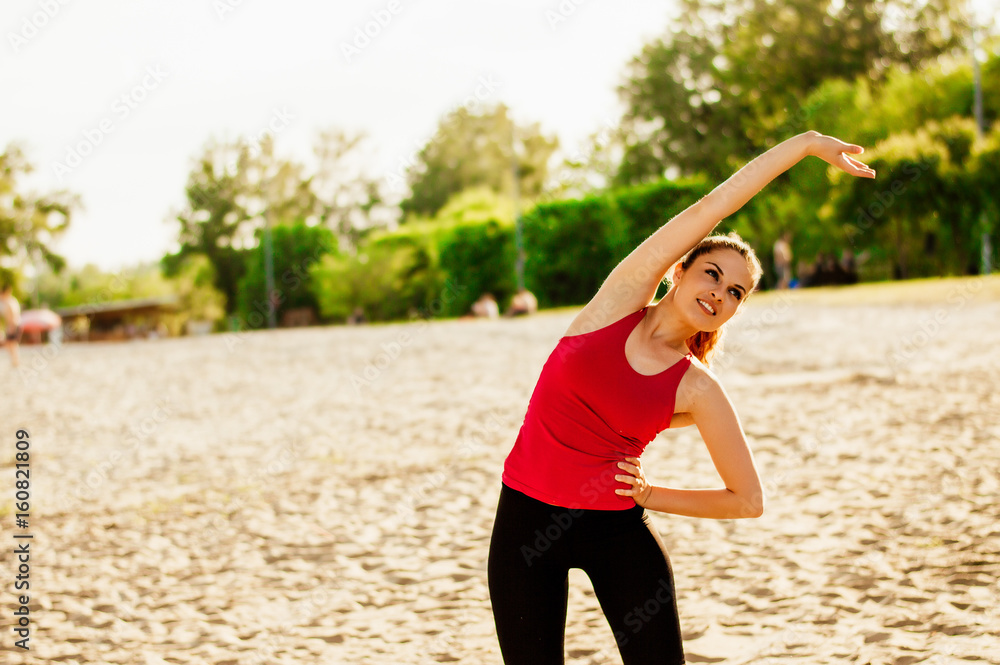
xmin=616 ymin=0 xmax=974 ymax=184
xmin=399 ymin=103 xmax=559 ymax=219
xmin=0 ymin=144 xmax=78 ymax=288
xmin=162 ymin=130 xmax=386 ymax=314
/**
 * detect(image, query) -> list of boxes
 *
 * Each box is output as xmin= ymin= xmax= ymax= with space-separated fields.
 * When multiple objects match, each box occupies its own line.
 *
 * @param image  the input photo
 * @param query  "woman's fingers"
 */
xmin=616 ymin=458 xmax=648 ymax=496
xmin=615 ymin=460 xmax=641 ymax=495
xmin=843 ymin=154 xmax=876 ymax=178
xmin=848 ymin=155 xmax=876 ymax=174
xmin=615 ymin=473 xmax=638 ymax=494
xmin=819 ymin=137 xmax=876 ymax=178
xmin=831 ymin=152 xmax=876 ymax=179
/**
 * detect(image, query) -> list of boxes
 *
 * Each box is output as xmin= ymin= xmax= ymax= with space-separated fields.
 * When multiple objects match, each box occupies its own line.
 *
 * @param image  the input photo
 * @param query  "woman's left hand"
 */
xmin=804 ymin=131 xmax=876 ymax=179
xmin=615 ymin=457 xmax=653 ymax=506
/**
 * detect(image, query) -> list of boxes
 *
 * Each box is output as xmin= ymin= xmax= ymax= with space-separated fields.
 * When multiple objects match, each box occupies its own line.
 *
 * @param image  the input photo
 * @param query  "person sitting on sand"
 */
xmin=503 ymin=288 xmax=538 ymax=318
xmin=1 ymin=283 xmax=22 ymax=368
xmin=471 ymin=293 xmax=500 ymax=319
xmin=488 ymin=131 xmax=875 ymax=664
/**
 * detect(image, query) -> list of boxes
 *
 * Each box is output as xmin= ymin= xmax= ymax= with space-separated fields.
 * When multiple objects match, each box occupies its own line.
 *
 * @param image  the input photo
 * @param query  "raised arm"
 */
xmin=565 ymin=131 xmax=875 ymax=335
xmin=616 ymin=369 xmax=765 ymax=519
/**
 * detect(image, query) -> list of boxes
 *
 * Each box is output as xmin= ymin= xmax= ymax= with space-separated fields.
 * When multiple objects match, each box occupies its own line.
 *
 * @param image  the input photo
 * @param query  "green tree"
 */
xmin=0 ymin=144 xmax=78 ymax=287
xmin=311 ymin=237 xmax=442 ymax=323
xmin=400 ymin=103 xmax=559 ymax=218
xmin=311 ymin=129 xmax=394 ymax=249
xmin=616 ymin=0 xmax=973 ymax=184
xmin=236 ymin=222 xmax=337 ymax=326
xmin=831 ymin=122 xmax=988 ymax=279
xmin=162 ymin=136 xmax=316 ymax=314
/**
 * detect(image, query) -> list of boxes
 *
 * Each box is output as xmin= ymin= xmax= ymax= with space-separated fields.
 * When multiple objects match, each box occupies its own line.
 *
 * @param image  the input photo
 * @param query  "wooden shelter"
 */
xmin=56 ymin=296 xmax=180 ymax=342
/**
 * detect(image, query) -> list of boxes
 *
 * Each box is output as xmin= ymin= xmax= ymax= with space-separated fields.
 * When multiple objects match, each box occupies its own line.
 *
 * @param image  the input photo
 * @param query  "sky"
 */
xmin=2 ymin=0 xmax=676 ymax=272
xmin=3 ymin=0 xmax=997 ymax=273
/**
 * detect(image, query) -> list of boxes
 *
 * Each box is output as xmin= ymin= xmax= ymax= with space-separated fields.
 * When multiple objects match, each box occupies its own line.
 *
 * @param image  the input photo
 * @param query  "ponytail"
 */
xmin=685 ymin=329 xmax=724 ymax=367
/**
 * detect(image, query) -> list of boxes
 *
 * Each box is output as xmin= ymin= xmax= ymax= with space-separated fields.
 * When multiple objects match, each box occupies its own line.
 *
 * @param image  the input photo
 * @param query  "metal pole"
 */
xmin=510 ymin=116 xmax=525 ymax=291
xmin=32 ymin=249 xmax=41 ymax=308
xmin=971 ymin=16 xmax=992 ymax=274
xmin=263 ymin=205 xmax=277 ymax=329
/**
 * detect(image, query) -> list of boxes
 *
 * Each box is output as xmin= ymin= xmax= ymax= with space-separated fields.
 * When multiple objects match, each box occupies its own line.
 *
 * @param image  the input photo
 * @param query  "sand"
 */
xmin=1 ymin=283 xmax=998 ymax=664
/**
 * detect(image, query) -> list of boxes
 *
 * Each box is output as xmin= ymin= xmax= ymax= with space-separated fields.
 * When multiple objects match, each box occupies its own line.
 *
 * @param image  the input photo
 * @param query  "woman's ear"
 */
xmin=669 ymin=262 xmax=684 ymax=282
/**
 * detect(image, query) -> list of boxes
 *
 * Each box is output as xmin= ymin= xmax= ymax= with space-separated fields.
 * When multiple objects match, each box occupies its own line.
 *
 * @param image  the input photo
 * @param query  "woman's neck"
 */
xmin=645 ymin=293 xmax=700 ymax=354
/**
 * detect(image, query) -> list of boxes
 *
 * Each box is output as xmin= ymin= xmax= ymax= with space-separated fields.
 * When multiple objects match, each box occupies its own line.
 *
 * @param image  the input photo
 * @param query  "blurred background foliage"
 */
xmin=1 ymin=0 xmax=996 ymax=329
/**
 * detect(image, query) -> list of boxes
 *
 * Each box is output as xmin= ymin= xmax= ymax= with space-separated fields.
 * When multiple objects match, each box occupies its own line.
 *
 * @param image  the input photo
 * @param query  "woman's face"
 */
xmin=673 ymin=249 xmax=753 ymax=331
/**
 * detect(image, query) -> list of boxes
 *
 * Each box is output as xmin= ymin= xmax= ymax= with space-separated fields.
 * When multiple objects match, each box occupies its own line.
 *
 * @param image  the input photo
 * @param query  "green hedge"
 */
xmin=519 ymin=195 xmax=625 ymax=308
xmin=437 ymin=219 xmax=517 ymax=317
xmin=519 ymin=179 xmax=717 ymax=308
xmin=309 ymin=177 xmax=750 ymax=321
xmin=612 ymin=178 xmax=712 ymax=253
xmin=310 ymin=232 xmax=443 ymax=322
xmin=237 ymin=222 xmax=336 ymax=326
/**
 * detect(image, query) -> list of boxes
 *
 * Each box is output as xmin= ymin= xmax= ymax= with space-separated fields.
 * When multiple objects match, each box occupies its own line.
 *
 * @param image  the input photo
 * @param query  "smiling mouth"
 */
xmin=697 ymin=298 xmax=717 ymax=316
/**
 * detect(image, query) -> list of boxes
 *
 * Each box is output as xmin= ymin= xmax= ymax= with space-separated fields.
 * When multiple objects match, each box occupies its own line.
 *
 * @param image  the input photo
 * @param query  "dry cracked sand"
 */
xmin=1 ymin=286 xmax=999 ymax=664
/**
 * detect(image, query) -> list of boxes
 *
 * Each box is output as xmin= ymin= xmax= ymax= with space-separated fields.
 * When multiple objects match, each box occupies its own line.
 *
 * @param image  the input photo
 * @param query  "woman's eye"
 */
xmin=729 ymin=289 xmax=742 ymax=300
xmin=706 ymin=269 xmax=718 ymax=280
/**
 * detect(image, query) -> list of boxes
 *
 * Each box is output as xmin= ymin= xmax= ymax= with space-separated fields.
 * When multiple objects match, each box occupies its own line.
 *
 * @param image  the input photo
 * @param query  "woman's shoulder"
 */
xmin=675 ymin=358 xmax=726 ymax=411
xmin=562 ymin=301 xmax=647 ymax=338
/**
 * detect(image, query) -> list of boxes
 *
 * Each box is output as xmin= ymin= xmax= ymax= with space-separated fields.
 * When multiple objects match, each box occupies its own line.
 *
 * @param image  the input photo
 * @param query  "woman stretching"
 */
xmin=488 ymin=131 xmax=875 ymax=664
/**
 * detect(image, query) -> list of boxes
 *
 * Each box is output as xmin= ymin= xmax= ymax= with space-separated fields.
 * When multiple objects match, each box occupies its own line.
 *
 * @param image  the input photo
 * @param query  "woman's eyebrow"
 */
xmin=707 ymin=262 xmax=747 ymax=295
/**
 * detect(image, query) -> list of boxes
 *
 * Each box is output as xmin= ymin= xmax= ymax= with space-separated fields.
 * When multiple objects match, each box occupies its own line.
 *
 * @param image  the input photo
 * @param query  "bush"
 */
xmin=518 ymin=179 xmax=721 ymax=307
xmin=521 ymin=195 xmax=626 ymax=308
xmin=438 ymin=219 xmax=516 ymax=317
xmin=613 ymin=178 xmax=712 ymax=252
xmin=311 ymin=234 xmax=444 ymax=322
xmin=237 ymin=222 xmax=337 ymax=326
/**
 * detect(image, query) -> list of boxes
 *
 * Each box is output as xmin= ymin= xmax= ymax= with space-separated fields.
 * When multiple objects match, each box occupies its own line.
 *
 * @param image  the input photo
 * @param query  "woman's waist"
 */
xmin=502 ymin=447 xmax=637 ymax=510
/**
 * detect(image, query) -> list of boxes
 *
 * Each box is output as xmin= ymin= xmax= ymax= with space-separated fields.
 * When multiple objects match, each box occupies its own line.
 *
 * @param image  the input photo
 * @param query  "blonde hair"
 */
xmin=671 ymin=232 xmax=762 ymax=367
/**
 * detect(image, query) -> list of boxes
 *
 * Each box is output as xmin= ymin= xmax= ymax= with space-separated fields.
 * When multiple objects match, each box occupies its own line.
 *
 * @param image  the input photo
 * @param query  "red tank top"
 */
xmin=502 ymin=307 xmax=692 ymax=510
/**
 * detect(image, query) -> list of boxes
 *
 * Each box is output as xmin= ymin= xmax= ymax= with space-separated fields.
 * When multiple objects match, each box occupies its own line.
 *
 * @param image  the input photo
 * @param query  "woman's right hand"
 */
xmin=615 ymin=457 xmax=653 ymax=507
xmin=803 ymin=131 xmax=876 ymax=179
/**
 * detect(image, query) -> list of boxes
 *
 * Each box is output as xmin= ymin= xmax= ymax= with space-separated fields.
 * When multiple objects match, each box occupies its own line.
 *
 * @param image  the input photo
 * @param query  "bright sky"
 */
xmin=2 ymin=0 xmax=676 ymax=272
xmin=3 ymin=1 xmax=996 ymax=273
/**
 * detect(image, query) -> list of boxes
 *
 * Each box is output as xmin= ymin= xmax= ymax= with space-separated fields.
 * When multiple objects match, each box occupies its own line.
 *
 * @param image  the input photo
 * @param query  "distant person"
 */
xmin=840 ymin=248 xmax=860 ymax=285
xmin=488 ymin=131 xmax=875 ymax=664
xmin=796 ymin=258 xmax=814 ymax=287
xmin=347 ymin=307 xmax=367 ymax=325
xmin=503 ymin=288 xmax=538 ymax=318
xmin=773 ymin=231 xmax=793 ymax=289
xmin=471 ymin=293 xmax=500 ymax=319
xmin=1 ymin=283 xmax=22 ymax=367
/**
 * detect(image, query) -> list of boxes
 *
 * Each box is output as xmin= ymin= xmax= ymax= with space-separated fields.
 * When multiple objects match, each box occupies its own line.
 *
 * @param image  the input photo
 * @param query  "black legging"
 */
xmin=488 ymin=484 xmax=685 ymax=664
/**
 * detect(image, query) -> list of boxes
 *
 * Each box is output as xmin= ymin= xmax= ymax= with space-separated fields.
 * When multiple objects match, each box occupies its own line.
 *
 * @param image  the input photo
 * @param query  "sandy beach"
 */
xmin=2 ymin=279 xmax=999 ymax=664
